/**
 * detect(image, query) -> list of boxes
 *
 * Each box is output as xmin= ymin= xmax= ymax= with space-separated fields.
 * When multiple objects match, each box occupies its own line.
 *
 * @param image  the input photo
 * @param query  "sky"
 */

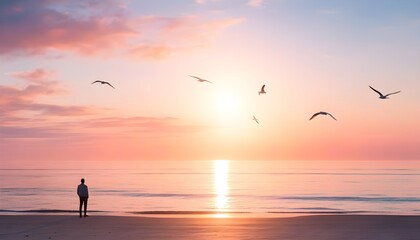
xmin=0 ymin=0 xmax=419 ymax=162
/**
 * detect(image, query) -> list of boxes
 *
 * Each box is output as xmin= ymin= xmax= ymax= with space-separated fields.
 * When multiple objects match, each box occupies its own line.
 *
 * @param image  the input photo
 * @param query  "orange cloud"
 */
xmin=83 ymin=117 xmax=209 ymax=134
xmin=130 ymin=45 xmax=174 ymax=60
xmin=162 ymin=16 xmax=245 ymax=41
xmin=129 ymin=16 xmax=244 ymax=59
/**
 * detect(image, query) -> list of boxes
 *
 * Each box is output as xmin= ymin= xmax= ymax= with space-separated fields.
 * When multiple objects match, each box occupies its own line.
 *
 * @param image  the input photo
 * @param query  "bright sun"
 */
xmin=216 ymin=92 xmax=239 ymax=113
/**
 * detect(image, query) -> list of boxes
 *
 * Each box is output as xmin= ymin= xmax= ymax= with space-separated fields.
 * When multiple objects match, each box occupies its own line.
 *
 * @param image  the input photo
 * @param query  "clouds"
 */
xmin=11 ymin=68 xmax=53 ymax=84
xmin=130 ymin=45 xmax=174 ymax=60
xmin=247 ymin=0 xmax=264 ymax=8
xmin=194 ymin=0 xmax=224 ymax=4
xmin=0 ymin=68 xmax=208 ymax=142
xmin=0 ymin=0 xmax=244 ymax=59
xmin=0 ymin=69 xmax=92 ymax=119
xmin=195 ymin=0 xmax=264 ymax=8
xmin=0 ymin=0 xmax=133 ymax=56
xmin=129 ymin=16 xmax=244 ymax=59
xmin=0 ymin=69 xmax=91 ymax=140
xmin=84 ymin=117 xmax=208 ymax=135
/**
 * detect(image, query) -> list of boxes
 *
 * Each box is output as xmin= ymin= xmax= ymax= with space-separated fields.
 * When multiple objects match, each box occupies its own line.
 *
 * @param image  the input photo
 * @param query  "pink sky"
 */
xmin=1 ymin=0 xmax=419 ymax=162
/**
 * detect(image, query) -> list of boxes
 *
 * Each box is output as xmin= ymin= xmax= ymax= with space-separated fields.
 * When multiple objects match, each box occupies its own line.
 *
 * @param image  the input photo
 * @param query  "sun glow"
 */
xmin=212 ymin=89 xmax=252 ymax=126
xmin=214 ymin=160 xmax=230 ymax=210
xmin=216 ymin=92 xmax=239 ymax=113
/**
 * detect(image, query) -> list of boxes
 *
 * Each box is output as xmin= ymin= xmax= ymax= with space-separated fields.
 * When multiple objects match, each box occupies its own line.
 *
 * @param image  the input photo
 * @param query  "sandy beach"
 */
xmin=1 ymin=215 xmax=419 ymax=240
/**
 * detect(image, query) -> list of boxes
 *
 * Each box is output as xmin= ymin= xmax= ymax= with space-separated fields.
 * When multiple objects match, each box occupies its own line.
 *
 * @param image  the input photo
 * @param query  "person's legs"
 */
xmin=83 ymin=198 xmax=88 ymax=216
xmin=79 ymin=197 xmax=83 ymax=217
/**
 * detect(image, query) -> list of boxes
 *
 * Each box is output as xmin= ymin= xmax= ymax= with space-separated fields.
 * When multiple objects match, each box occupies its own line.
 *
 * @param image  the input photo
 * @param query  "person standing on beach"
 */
xmin=77 ymin=178 xmax=89 ymax=218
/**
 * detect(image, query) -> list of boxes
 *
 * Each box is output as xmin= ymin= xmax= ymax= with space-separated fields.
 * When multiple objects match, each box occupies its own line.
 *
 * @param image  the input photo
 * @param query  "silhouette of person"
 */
xmin=77 ymin=178 xmax=89 ymax=217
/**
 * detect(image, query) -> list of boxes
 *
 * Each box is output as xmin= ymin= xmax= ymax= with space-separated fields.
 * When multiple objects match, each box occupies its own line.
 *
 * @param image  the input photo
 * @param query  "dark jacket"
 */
xmin=77 ymin=183 xmax=89 ymax=198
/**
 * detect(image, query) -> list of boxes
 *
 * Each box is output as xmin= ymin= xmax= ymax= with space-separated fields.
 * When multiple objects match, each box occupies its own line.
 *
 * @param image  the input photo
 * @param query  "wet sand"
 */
xmin=1 ymin=215 xmax=420 ymax=240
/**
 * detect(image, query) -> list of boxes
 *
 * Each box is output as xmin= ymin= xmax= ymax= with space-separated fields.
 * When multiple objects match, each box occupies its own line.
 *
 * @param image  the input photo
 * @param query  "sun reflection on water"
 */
xmin=214 ymin=160 xmax=230 ymax=211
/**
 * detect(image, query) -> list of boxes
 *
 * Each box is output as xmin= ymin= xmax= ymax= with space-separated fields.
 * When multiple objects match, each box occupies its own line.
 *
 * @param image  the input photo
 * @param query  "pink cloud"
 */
xmin=11 ymin=68 xmax=53 ymax=84
xmin=0 ymin=115 xmax=206 ymax=140
xmin=0 ymin=1 xmax=135 ymax=56
xmin=1 ymin=69 xmax=209 ymax=143
xmin=83 ymin=117 xmax=208 ymax=134
xmin=248 ymin=0 xmax=263 ymax=8
xmin=194 ymin=0 xmax=224 ymax=4
xmin=0 ymin=83 xmax=57 ymax=109
xmin=0 ymin=69 xmax=91 ymax=117
xmin=0 ymin=1 xmax=244 ymax=59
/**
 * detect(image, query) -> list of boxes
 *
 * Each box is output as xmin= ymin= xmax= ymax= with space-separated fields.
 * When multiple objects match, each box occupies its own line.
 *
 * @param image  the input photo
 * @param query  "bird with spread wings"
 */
xmin=369 ymin=86 xmax=400 ymax=99
xmin=189 ymin=75 xmax=213 ymax=84
xmin=309 ymin=111 xmax=337 ymax=121
xmin=92 ymin=80 xmax=115 ymax=89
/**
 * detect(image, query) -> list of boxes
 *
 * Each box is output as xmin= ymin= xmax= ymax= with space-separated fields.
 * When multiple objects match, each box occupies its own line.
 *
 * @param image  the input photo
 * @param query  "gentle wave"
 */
xmin=276 ymin=196 xmax=420 ymax=202
xmin=2 ymin=160 xmax=420 ymax=216
xmin=3 ymin=187 xmax=420 ymax=203
xmin=267 ymin=211 xmax=371 ymax=214
xmin=0 ymin=209 xmax=105 ymax=213
xmin=0 ymin=209 xmax=369 ymax=215
xmin=2 ymin=169 xmax=420 ymax=176
xmin=131 ymin=211 xmax=248 ymax=215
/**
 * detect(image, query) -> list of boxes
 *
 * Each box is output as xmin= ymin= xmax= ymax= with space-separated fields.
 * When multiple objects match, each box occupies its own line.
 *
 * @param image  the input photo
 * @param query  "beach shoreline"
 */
xmin=1 ymin=214 xmax=420 ymax=240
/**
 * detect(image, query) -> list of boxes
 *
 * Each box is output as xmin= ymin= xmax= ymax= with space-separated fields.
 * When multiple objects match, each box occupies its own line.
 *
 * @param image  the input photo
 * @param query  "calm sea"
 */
xmin=1 ymin=160 xmax=420 ymax=217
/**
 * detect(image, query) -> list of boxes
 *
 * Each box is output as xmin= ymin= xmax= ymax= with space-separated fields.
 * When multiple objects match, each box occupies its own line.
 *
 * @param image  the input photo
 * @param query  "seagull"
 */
xmin=258 ymin=85 xmax=266 ymax=95
xmin=369 ymin=86 xmax=400 ymax=99
xmin=91 ymin=80 xmax=115 ymax=89
xmin=253 ymin=115 xmax=259 ymax=124
xmin=189 ymin=75 xmax=213 ymax=84
xmin=309 ymin=111 xmax=337 ymax=121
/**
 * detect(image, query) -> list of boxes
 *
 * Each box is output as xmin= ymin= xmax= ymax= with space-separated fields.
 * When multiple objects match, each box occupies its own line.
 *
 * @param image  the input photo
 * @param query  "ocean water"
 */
xmin=1 ymin=160 xmax=420 ymax=216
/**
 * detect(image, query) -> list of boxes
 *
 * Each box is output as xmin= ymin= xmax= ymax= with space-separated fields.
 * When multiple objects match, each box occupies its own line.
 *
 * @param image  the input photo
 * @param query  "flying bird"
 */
xmin=92 ymin=80 xmax=115 ymax=89
xmin=309 ymin=111 xmax=337 ymax=121
xmin=253 ymin=115 xmax=259 ymax=124
xmin=189 ymin=75 xmax=213 ymax=84
xmin=369 ymin=86 xmax=400 ymax=99
xmin=258 ymin=85 xmax=266 ymax=95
